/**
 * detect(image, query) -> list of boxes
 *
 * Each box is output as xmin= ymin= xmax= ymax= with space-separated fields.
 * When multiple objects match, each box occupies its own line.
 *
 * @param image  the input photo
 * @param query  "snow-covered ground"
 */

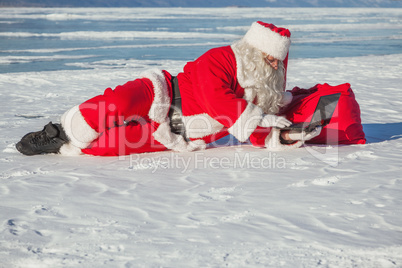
xmin=1 ymin=7 xmax=402 ymax=268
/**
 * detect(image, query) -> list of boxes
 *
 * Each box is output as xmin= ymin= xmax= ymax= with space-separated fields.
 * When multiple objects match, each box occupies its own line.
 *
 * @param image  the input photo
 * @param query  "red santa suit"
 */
xmin=59 ymin=22 xmax=301 ymax=156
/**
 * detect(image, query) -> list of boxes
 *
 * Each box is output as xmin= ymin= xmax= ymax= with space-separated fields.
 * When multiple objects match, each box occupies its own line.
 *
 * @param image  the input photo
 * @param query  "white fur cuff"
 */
xmin=228 ymin=102 xmax=263 ymax=142
xmin=60 ymin=105 xmax=99 ymax=150
xmin=59 ymin=143 xmax=84 ymax=156
xmin=265 ymin=128 xmax=303 ymax=151
xmin=153 ymin=122 xmax=207 ymax=152
xmin=182 ymin=113 xmax=224 ymax=139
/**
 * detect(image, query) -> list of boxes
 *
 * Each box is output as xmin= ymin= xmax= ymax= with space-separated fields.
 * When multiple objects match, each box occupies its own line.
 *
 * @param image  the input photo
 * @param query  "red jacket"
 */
xmin=178 ymin=46 xmax=265 ymax=144
xmin=140 ymin=46 xmax=301 ymax=152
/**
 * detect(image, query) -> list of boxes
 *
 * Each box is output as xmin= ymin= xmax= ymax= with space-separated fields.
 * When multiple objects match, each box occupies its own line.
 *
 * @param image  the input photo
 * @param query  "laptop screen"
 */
xmin=310 ymin=93 xmax=341 ymax=125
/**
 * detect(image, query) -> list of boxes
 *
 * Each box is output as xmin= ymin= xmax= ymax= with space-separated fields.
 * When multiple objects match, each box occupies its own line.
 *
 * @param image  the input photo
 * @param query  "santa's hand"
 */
xmin=259 ymin=115 xmax=292 ymax=129
xmin=288 ymin=126 xmax=322 ymax=141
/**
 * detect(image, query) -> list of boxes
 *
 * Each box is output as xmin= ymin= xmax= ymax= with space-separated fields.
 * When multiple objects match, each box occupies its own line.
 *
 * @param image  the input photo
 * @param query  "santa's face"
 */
xmin=262 ymin=53 xmax=280 ymax=70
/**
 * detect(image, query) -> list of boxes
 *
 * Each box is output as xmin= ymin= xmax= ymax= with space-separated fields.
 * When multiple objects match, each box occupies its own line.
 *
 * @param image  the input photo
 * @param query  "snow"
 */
xmin=1 ymin=7 xmax=402 ymax=268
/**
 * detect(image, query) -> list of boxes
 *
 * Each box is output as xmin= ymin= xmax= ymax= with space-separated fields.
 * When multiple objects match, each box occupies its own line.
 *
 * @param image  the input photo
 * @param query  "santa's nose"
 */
xmin=264 ymin=56 xmax=279 ymax=70
xmin=271 ymin=60 xmax=278 ymax=69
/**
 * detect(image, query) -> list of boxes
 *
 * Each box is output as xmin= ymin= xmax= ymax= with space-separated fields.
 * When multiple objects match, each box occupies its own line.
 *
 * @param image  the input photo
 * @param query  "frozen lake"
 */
xmin=0 ymin=7 xmax=402 ymax=268
xmin=1 ymin=7 xmax=401 ymax=73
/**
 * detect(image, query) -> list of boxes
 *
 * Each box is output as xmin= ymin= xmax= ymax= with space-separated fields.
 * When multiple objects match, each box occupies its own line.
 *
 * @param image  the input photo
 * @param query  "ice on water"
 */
xmin=0 ymin=7 xmax=402 ymax=268
xmin=1 ymin=7 xmax=401 ymax=73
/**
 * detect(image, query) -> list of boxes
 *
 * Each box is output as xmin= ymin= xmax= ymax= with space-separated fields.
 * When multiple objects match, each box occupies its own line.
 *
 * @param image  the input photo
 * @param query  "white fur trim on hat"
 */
xmin=243 ymin=22 xmax=291 ymax=61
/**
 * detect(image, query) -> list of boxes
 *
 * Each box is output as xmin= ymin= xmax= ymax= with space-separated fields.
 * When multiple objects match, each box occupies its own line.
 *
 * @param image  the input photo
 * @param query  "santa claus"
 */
xmin=16 ymin=21 xmax=322 ymax=156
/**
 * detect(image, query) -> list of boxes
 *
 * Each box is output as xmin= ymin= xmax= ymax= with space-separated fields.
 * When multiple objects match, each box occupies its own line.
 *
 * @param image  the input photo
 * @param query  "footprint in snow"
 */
xmin=198 ymin=186 xmax=237 ymax=201
xmin=311 ymin=176 xmax=340 ymax=186
xmin=289 ymin=176 xmax=340 ymax=187
xmin=345 ymin=150 xmax=378 ymax=160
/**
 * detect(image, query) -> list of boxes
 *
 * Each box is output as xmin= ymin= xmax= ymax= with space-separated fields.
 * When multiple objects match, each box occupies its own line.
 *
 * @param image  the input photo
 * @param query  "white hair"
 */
xmin=232 ymin=39 xmax=285 ymax=114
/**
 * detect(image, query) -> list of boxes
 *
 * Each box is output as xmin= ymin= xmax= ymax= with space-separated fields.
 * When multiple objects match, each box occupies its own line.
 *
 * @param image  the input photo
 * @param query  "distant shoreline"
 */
xmin=1 ymin=5 xmax=401 ymax=8
xmin=0 ymin=0 xmax=401 ymax=8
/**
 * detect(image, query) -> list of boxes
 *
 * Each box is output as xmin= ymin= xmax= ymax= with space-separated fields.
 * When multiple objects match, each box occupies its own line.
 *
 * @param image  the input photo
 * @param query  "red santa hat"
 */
xmin=242 ymin=21 xmax=291 ymax=61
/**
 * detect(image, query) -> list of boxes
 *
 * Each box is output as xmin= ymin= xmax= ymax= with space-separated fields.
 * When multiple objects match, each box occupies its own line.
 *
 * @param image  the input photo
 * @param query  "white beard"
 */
xmin=231 ymin=40 xmax=285 ymax=114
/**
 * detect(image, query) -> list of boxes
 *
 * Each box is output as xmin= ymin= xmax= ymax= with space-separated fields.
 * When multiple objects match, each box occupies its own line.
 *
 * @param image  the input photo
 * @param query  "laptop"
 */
xmin=279 ymin=93 xmax=341 ymax=133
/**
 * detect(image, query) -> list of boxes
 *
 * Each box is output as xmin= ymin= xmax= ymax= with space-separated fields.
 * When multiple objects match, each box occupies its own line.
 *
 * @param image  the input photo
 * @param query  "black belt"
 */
xmin=169 ymin=76 xmax=187 ymax=139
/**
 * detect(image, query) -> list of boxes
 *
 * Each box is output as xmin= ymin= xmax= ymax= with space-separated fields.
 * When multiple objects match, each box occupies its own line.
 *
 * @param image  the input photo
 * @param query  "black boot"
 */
xmin=16 ymin=122 xmax=69 ymax=156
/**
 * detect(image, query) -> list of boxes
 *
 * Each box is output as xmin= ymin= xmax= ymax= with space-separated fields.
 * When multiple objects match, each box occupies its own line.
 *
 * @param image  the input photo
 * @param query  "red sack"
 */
xmin=281 ymin=83 xmax=366 ymax=145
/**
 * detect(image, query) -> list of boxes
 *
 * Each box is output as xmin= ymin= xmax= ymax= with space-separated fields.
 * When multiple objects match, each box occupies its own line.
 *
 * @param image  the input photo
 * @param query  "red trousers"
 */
xmin=79 ymin=78 xmax=167 ymax=156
